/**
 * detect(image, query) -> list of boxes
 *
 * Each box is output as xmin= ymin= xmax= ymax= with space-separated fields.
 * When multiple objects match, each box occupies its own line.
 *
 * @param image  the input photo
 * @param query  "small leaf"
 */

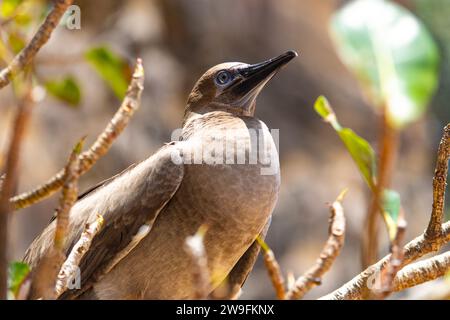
xmin=72 ymin=136 xmax=86 ymax=155
xmin=45 ymin=77 xmax=81 ymax=107
xmin=331 ymin=0 xmax=440 ymax=128
xmin=314 ymin=96 xmax=377 ymax=190
xmin=314 ymin=95 xmax=342 ymax=131
xmin=8 ymin=262 xmax=30 ymax=299
xmin=382 ymin=189 xmax=401 ymax=240
xmin=85 ymin=46 xmax=130 ymax=99
xmin=0 ymin=0 xmax=23 ymax=18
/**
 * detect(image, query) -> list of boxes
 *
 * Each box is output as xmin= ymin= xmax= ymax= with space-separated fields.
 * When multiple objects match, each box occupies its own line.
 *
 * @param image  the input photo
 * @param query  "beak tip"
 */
xmin=286 ymin=50 xmax=299 ymax=58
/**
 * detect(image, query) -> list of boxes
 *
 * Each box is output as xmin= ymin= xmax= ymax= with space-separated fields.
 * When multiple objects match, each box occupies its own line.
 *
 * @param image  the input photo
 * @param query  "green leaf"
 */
xmin=0 ymin=0 xmax=23 ymax=18
xmin=338 ymin=128 xmax=377 ymax=190
xmin=331 ymin=0 xmax=440 ymax=128
xmin=72 ymin=136 xmax=86 ymax=155
xmin=8 ymin=262 xmax=30 ymax=299
xmin=314 ymin=95 xmax=342 ymax=131
xmin=45 ymin=77 xmax=82 ymax=107
xmin=382 ymin=189 xmax=401 ymax=240
xmin=85 ymin=47 xmax=130 ymax=99
xmin=314 ymin=96 xmax=376 ymax=190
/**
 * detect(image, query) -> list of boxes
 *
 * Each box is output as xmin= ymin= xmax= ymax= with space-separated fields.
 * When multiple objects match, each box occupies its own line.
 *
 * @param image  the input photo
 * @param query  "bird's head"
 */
xmin=184 ymin=50 xmax=298 ymax=120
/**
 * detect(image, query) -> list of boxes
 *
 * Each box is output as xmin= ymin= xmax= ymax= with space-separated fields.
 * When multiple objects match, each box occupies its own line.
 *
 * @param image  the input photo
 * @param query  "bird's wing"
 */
xmin=212 ymin=217 xmax=272 ymax=299
xmin=47 ymin=163 xmax=139 ymax=224
xmin=24 ymin=143 xmax=184 ymax=299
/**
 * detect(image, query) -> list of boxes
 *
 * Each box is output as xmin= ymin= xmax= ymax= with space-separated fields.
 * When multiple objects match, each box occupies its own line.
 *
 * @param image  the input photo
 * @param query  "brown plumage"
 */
xmin=24 ymin=51 xmax=297 ymax=299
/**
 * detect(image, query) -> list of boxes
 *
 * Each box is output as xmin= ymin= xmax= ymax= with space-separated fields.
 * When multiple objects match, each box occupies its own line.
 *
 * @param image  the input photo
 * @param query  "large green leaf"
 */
xmin=8 ymin=262 xmax=30 ymax=299
xmin=331 ymin=0 xmax=440 ymax=128
xmin=85 ymin=47 xmax=130 ymax=99
xmin=45 ymin=76 xmax=82 ymax=107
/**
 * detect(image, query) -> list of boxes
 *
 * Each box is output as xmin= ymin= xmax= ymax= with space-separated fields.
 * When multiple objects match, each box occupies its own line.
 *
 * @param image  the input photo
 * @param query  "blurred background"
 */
xmin=0 ymin=0 xmax=449 ymax=299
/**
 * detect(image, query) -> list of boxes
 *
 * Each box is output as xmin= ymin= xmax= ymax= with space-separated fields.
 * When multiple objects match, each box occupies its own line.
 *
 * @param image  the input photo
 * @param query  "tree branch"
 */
xmin=29 ymin=140 xmax=83 ymax=299
xmin=55 ymin=214 xmax=104 ymax=298
xmin=0 ymin=88 xmax=34 ymax=299
xmin=426 ymin=124 xmax=450 ymax=240
xmin=0 ymin=0 xmax=74 ymax=90
xmin=286 ymin=190 xmax=346 ymax=300
xmin=256 ymin=237 xmax=286 ymax=300
xmin=10 ymin=58 xmax=145 ymax=210
xmin=377 ymin=210 xmax=407 ymax=298
xmin=319 ymin=219 xmax=450 ymax=300
xmin=393 ymin=251 xmax=450 ymax=292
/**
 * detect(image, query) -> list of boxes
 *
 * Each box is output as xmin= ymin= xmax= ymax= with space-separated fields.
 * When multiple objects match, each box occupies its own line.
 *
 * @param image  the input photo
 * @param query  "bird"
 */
xmin=23 ymin=50 xmax=298 ymax=299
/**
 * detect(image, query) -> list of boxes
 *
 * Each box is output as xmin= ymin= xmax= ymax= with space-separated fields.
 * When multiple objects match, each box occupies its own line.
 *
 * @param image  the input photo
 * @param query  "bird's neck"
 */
xmin=183 ymin=102 xmax=255 ymax=126
xmin=181 ymin=110 xmax=254 ymax=141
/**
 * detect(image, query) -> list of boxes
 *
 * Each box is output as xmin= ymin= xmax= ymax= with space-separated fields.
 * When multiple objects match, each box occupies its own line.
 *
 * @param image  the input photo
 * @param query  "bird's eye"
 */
xmin=215 ymin=70 xmax=232 ymax=85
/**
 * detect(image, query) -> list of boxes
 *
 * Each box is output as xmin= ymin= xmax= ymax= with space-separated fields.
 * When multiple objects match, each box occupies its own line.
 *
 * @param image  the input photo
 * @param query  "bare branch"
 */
xmin=377 ymin=210 xmax=407 ymax=298
xmin=55 ymin=214 xmax=104 ymax=298
xmin=0 ymin=89 xmax=34 ymax=299
xmin=184 ymin=225 xmax=211 ymax=300
xmin=30 ymin=140 xmax=83 ymax=299
xmin=10 ymin=58 xmax=145 ymax=210
xmin=287 ymin=190 xmax=346 ymax=300
xmin=257 ymin=236 xmax=286 ymax=300
xmin=393 ymin=251 xmax=450 ymax=292
xmin=0 ymin=0 xmax=74 ymax=89
xmin=319 ymin=221 xmax=450 ymax=300
xmin=426 ymin=124 xmax=450 ymax=240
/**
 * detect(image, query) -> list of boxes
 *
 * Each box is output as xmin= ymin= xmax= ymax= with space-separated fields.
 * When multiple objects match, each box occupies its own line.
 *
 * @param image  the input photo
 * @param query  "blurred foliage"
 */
xmin=45 ymin=76 xmax=82 ymax=107
xmin=314 ymin=96 xmax=401 ymax=239
xmin=0 ymin=1 xmax=130 ymax=104
xmin=331 ymin=0 xmax=440 ymax=128
xmin=7 ymin=261 xmax=29 ymax=300
xmin=85 ymin=47 xmax=131 ymax=99
xmin=0 ymin=0 xmax=23 ymax=18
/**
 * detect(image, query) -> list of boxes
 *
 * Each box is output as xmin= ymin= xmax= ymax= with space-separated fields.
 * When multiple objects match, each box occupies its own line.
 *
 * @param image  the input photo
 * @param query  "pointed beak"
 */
xmin=230 ymin=50 xmax=298 ymax=97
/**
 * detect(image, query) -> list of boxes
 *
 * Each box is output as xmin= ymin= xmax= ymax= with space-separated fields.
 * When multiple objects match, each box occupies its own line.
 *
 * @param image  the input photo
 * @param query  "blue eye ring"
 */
xmin=215 ymin=70 xmax=232 ymax=85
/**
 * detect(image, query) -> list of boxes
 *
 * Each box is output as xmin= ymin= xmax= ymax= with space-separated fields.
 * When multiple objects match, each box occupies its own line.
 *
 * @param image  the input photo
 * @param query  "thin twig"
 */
xmin=0 ymin=88 xmax=34 ymax=299
xmin=426 ymin=124 xmax=450 ymax=240
xmin=30 ymin=140 xmax=83 ymax=299
xmin=0 ymin=0 xmax=74 ymax=89
xmin=286 ymin=190 xmax=347 ymax=300
xmin=392 ymin=251 xmax=450 ymax=292
xmin=256 ymin=236 xmax=286 ymax=300
xmin=377 ymin=210 xmax=407 ymax=299
xmin=10 ymin=58 xmax=145 ymax=210
xmin=363 ymin=110 xmax=399 ymax=268
xmin=53 ymin=139 xmax=84 ymax=251
xmin=184 ymin=225 xmax=211 ymax=300
xmin=55 ymin=214 xmax=104 ymax=298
